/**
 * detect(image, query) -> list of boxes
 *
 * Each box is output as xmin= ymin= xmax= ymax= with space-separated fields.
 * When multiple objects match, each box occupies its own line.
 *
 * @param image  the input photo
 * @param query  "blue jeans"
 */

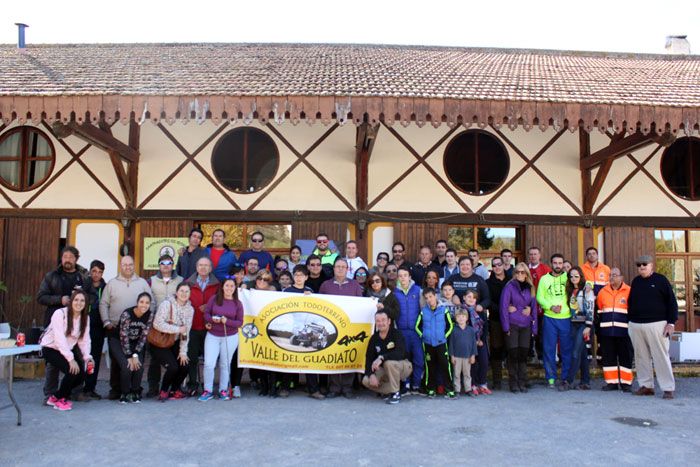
xmin=567 ymin=322 xmax=591 ymax=385
xmin=400 ymin=329 xmax=424 ymax=388
xmin=542 ymin=316 xmax=573 ymax=382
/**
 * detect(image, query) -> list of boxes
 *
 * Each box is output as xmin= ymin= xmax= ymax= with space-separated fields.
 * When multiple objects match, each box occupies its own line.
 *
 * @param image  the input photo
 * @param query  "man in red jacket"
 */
xmin=528 ymin=247 xmax=551 ymax=363
xmin=184 ymin=257 xmax=220 ymax=396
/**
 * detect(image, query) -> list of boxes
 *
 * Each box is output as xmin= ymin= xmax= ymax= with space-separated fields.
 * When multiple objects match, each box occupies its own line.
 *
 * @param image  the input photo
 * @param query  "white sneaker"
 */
xmin=232 ymin=386 xmax=241 ymax=398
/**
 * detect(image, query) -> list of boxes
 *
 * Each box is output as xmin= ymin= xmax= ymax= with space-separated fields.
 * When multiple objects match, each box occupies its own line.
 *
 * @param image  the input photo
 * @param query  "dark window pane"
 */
xmin=444 ymin=130 xmax=509 ymax=195
xmin=0 ymin=127 xmax=54 ymax=191
xmin=661 ymin=137 xmax=700 ymax=200
xmin=212 ymin=128 xmax=279 ymax=193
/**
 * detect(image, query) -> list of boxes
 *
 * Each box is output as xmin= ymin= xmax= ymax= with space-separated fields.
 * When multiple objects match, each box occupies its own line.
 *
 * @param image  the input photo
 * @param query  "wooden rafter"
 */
xmin=261 ymin=123 xmax=354 ymax=211
xmin=53 ymin=121 xmax=139 ymax=163
xmin=579 ymin=129 xmax=675 ymax=171
xmin=356 ymin=122 xmax=379 ymax=211
xmin=481 ymin=127 xmax=579 ymax=214
xmin=368 ymin=123 xmax=468 ymax=212
xmin=581 ymin=130 xmax=626 ymax=215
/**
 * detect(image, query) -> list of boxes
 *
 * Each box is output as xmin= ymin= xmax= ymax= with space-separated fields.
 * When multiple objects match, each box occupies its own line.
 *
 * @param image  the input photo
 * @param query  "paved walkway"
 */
xmin=1 ymin=377 xmax=699 ymax=466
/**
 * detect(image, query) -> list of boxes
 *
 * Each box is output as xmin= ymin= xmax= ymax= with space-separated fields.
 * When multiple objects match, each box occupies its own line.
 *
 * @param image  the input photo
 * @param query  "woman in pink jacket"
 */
xmin=40 ymin=290 xmax=94 ymax=411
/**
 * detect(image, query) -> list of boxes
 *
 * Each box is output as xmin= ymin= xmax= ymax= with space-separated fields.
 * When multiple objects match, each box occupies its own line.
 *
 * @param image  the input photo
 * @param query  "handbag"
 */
xmin=147 ymin=300 xmax=176 ymax=349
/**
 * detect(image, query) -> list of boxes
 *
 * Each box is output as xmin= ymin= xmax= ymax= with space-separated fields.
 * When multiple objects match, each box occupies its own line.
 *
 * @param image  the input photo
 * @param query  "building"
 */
xmin=0 ymin=43 xmax=699 ymax=331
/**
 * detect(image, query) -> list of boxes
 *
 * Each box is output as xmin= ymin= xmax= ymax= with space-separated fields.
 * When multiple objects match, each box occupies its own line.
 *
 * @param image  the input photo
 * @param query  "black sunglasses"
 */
xmin=636 ymin=262 xmax=649 ymax=267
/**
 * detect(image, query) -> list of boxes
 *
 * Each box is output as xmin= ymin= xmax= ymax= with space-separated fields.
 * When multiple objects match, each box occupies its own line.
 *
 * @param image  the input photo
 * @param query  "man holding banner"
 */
xmin=362 ymin=310 xmax=412 ymax=404
xmin=320 ymin=258 xmax=364 ymax=398
xmin=237 ymin=257 xmax=375 ymax=400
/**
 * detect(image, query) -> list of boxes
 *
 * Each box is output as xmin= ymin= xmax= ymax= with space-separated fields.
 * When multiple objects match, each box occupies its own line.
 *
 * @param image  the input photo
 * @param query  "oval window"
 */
xmin=267 ymin=312 xmax=338 ymax=353
xmin=660 ymin=137 xmax=700 ymax=200
xmin=211 ymin=127 xmax=279 ymax=193
xmin=443 ymin=130 xmax=509 ymax=195
xmin=0 ymin=126 xmax=55 ymax=191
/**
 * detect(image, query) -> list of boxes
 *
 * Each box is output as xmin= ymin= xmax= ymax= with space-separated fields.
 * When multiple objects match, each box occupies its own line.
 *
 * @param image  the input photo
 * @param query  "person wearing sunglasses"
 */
xmin=313 ymin=233 xmax=339 ymax=275
xmin=304 ymin=255 xmax=329 ymax=293
xmin=627 ymin=255 xmax=678 ymax=399
xmin=384 ymin=264 xmax=399 ymax=290
xmin=238 ymin=231 xmax=275 ymax=279
xmin=354 ymin=267 xmax=369 ymax=286
xmin=499 ymin=263 xmax=537 ymax=393
xmin=364 ymin=272 xmax=399 ymax=323
xmin=369 ymin=252 xmax=390 ymax=277
xmin=486 ymin=257 xmax=509 ymax=390
xmin=390 ymin=242 xmax=410 ymax=269
xmin=146 ymin=254 xmax=183 ymax=397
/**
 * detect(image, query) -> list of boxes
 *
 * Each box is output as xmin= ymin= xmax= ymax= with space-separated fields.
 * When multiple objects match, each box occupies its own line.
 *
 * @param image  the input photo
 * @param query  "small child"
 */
xmin=439 ymin=280 xmax=461 ymax=319
xmin=464 ymin=289 xmax=489 ymax=396
xmin=415 ymin=287 xmax=456 ymax=399
xmin=449 ymin=308 xmax=477 ymax=395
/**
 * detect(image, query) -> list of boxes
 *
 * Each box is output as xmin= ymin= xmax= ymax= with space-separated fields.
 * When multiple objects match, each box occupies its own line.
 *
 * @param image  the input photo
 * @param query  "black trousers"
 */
xmin=489 ymin=318 xmax=505 ymax=385
xmin=229 ymin=348 xmax=243 ymax=387
xmin=423 ymin=343 xmax=454 ymax=393
xmin=105 ymin=327 xmax=122 ymax=394
xmin=147 ymin=343 xmax=162 ymax=392
xmin=42 ymin=345 xmax=85 ymax=399
xmin=505 ymin=325 xmax=531 ymax=389
xmin=599 ymin=334 xmax=634 ymax=386
xmin=83 ymin=311 xmax=104 ymax=393
xmin=108 ymin=337 xmax=145 ymax=394
xmin=151 ymin=343 xmax=189 ymax=393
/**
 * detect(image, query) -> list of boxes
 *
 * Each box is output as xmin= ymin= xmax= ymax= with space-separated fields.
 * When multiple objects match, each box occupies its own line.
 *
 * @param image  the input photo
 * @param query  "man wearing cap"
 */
xmin=627 ymin=255 xmax=678 ymax=399
xmin=146 ymin=254 xmax=183 ymax=397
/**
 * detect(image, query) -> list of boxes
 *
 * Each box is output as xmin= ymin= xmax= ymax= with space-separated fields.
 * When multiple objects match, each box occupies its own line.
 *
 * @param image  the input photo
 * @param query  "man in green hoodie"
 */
xmin=536 ymin=253 xmax=573 ymax=390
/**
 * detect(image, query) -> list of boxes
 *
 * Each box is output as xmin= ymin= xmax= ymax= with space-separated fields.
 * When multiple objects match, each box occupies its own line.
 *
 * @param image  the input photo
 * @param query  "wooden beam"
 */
xmin=52 ymin=121 xmax=139 ymax=163
xmin=127 ymin=117 xmax=140 ymax=210
xmin=355 ymin=122 xmax=379 ymax=211
xmin=582 ymin=131 xmax=624 ymax=215
xmin=580 ymin=129 xmax=592 ymax=215
xmin=108 ymin=149 xmax=134 ymax=205
xmin=579 ymin=130 xmax=674 ymax=170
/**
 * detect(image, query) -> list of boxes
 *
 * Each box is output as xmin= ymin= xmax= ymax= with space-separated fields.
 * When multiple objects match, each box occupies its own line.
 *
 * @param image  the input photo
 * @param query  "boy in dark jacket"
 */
xmin=415 ymin=288 xmax=456 ymax=399
xmin=449 ymin=308 xmax=477 ymax=395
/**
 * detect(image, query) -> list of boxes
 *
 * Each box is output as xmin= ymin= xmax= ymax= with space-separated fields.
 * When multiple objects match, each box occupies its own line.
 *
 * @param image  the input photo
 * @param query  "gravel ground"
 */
xmin=1 ymin=377 xmax=699 ymax=466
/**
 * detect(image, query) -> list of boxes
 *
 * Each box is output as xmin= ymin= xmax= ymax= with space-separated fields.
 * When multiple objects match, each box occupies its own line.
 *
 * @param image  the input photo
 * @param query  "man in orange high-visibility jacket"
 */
xmin=581 ymin=247 xmax=610 ymax=296
xmin=595 ymin=267 xmax=633 ymax=392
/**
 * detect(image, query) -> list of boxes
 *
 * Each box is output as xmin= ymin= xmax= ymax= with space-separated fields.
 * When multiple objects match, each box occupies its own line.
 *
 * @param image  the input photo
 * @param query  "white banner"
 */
xmin=238 ymin=289 xmax=376 ymax=374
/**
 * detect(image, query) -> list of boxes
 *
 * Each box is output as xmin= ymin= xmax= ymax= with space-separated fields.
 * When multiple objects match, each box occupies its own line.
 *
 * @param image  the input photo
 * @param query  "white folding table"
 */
xmin=0 ymin=345 xmax=42 ymax=426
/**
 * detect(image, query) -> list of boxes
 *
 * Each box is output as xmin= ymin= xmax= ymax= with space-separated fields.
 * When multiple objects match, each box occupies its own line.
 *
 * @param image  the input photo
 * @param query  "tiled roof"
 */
xmin=1 ymin=43 xmax=699 ymax=133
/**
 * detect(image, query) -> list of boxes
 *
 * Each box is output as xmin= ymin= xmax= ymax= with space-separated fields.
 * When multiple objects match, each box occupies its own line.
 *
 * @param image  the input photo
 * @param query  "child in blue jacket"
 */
xmin=415 ymin=287 xmax=457 ymax=399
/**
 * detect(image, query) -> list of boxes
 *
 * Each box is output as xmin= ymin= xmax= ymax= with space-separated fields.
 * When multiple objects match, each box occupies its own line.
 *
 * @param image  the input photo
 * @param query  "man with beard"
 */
xmin=176 ymin=228 xmax=207 ymax=281
xmin=37 ymin=246 xmax=97 ymax=403
xmin=536 ymin=254 xmax=572 ymax=389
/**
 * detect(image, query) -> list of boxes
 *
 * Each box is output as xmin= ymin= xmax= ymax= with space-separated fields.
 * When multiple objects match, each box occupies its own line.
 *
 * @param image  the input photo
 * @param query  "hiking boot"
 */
xmin=83 ymin=390 xmax=102 ymax=400
xmin=558 ymin=381 xmax=571 ymax=392
xmin=620 ymin=384 xmax=632 ymax=393
xmin=602 ymin=383 xmax=619 ymax=391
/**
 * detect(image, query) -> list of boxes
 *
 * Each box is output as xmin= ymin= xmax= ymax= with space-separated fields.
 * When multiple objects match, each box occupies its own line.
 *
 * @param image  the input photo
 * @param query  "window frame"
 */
xmin=443 ymin=129 xmax=510 ymax=196
xmin=0 ymin=126 xmax=56 ymax=192
xmin=197 ymin=221 xmax=292 ymax=258
xmin=448 ymin=224 xmax=523 ymax=266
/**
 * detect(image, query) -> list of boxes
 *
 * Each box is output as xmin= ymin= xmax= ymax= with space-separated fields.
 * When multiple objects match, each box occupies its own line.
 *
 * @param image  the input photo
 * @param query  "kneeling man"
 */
xmin=362 ymin=310 xmax=413 ymax=404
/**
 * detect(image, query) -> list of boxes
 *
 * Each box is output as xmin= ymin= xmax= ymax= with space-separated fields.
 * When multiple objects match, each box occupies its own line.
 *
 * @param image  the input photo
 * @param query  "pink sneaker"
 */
xmin=471 ymin=386 xmax=479 ymax=396
xmin=53 ymin=398 xmax=72 ymax=411
xmin=478 ymin=386 xmax=492 ymax=395
xmin=46 ymin=395 xmax=59 ymax=406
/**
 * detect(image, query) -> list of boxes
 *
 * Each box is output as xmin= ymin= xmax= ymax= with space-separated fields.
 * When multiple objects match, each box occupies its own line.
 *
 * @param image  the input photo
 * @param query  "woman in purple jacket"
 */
xmin=199 ymin=278 xmax=244 ymax=401
xmin=500 ymin=263 xmax=538 ymax=393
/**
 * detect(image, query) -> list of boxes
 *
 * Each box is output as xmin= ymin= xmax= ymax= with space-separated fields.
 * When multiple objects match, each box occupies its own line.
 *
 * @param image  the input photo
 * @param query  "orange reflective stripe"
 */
xmin=619 ymin=367 xmax=633 ymax=384
xmin=603 ymin=368 xmax=620 ymax=384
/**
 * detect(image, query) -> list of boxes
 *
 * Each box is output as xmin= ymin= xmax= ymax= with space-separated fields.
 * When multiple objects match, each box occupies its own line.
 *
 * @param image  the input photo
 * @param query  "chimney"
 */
xmin=665 ymin=35 xmax=690 ymax=55
xmin=15 ymin=23 xmax=28 ymax=53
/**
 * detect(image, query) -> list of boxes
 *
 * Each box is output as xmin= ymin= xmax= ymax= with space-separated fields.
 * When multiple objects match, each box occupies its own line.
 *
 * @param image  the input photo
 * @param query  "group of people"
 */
xmin=35 ymin=229 xmax=679 ymax=410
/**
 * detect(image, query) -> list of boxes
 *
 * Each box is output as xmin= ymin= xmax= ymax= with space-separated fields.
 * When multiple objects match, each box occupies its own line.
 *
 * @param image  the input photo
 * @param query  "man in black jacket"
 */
xmin=36 ymin=246 xmax=97 ymax=403
xmin=486 ymin=257 xmax=508 ymax=390
xmin=362 ymin=310 xmax=413 ymax=404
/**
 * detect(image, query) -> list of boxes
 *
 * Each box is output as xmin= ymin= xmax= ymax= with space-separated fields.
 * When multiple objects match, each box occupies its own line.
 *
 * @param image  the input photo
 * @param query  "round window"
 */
xmin=0 ymin=126 xmax=55 ymax=191
xmin=660 ymin=137 xmax=700 ymax=200
xmin=211 ymin=128 xmax=279 ymax=193
xmin=443 ymin=130 xmax=509 ymax=195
